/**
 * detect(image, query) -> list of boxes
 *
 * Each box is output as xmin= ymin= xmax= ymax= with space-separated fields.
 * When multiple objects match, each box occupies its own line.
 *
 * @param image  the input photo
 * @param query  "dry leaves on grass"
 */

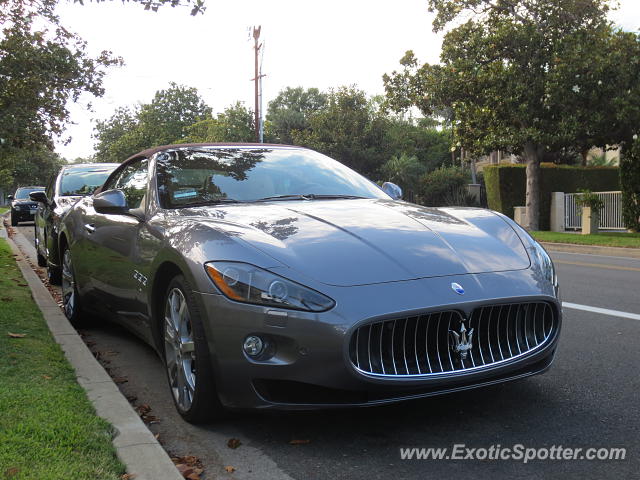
xmin=172 ymin=455 xmax=204 ymax=480
xmin=227 ymin=437 xmax=242 ymax=449
xmin=7 ymin=332 xmax=27 ymax=338
xmin=4 ymin=467 xmax=20 ymax=477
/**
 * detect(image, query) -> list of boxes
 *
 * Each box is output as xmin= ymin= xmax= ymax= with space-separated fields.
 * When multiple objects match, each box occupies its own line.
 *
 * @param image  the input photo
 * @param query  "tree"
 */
xmin=184 ymin=102 xmax=254 ymax=143
xmin=1 ymin=147 xmax=65 ymax=191
xmin=384 ymin=0 xmax=638 ymax=230
xmin=380 ymin=154 xmax=427 ymax=198
xmin=292 ymin=86 xmax=390 ymax=178
xmin=266 ymin=87 xmax=327 ymax=144
xmin=94 ymin=83 xmax=211 ymax=161
xmin=620 ymin=137 xmax=640 ymax=231
xmin=0 ymin=1 xmax=121 ymax=154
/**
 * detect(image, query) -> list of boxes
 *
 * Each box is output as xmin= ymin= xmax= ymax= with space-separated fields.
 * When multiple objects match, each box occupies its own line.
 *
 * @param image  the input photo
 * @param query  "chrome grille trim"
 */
xmin=348 ymin=302 xmax=558 ymax=378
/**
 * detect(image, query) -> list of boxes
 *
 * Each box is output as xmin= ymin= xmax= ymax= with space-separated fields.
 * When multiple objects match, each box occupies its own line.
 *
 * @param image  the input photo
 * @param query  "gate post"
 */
xmin=550 ymin=192 xmax=565 ymax=232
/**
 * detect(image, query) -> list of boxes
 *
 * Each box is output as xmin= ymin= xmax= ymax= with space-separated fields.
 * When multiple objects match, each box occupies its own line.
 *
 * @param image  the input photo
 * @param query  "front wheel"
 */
xmin=61 ymin=247 xmax=84 ymax=324
xmin=163 ymin=275 xmax=222 ymax=423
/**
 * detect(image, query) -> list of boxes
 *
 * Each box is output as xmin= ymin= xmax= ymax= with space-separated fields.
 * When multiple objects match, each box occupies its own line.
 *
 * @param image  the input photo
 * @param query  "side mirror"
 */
xmin=7 ymin=194 xmax=13 ymax=200
xmin=29 ymin=191 xmax=48 ymax=203
xmin=382 ymin=182 xmax=403 ymax=200
xmin=93 ymin=189 xmax=128 ymax=215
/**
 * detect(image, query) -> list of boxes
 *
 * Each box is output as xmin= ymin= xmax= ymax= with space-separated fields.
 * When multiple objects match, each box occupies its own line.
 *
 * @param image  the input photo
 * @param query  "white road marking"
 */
xmin=563 ymin=302 xmax=640 ymax=321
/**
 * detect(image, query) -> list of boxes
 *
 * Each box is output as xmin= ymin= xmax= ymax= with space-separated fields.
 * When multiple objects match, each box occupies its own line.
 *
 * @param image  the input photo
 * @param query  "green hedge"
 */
xmin=484 ymin=163 xmax=620 ymax=230
xmin=620 ymin=140 xmax=640 ymax=231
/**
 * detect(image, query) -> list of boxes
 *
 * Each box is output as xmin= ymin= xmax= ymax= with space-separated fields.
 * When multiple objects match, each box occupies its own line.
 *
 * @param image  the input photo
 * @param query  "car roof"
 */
xmin=62 ymin=163 xmax=120 ymax=171
xmin=124 ymin=143 xmax=301 ymax=163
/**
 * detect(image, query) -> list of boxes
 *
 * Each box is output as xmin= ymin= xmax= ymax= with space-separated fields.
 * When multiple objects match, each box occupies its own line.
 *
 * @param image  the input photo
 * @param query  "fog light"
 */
xmin=243 ymin=335 xmax=264 ymax=357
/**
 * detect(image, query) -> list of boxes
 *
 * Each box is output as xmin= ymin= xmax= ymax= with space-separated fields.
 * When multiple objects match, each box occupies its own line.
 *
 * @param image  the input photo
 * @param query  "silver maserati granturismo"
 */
xmin=59 ymin=143 xmax=561 ymax=423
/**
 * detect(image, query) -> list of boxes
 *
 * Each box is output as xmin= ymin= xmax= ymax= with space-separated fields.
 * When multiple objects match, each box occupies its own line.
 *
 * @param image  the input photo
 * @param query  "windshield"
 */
xmin=156 ymin=147 xmax=388 ymax=208
xmin=15 ymin=187 xmax=44 ymax=199
xmin=60 ymin=166 xmax=116 ymax=196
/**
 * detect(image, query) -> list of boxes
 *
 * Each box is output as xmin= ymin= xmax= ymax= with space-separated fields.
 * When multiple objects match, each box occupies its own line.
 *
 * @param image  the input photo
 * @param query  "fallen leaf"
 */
xmin=227 ymin=438 xmax=242 ymax=449
xmin=7 ymin=332 xmax=26 ymax=338
xmin=186 ymin=473 xmax=201 ymax=480
xmin=113 ymin=377 xmax=128 ymax=384
xmin=121 ymin=474 xmax=137 ymax=480
xmin=224 ymin=466 xmax=236 ymax=473
xmin=183 ymin=456 xmax=197 ymax=464
xmin=42 ymin=375 xmax=52 ymax=380
xmin=289 ymin=439 xmax=311 ymax=445
xmin=4 ymin=467 xmax=20 ymax=477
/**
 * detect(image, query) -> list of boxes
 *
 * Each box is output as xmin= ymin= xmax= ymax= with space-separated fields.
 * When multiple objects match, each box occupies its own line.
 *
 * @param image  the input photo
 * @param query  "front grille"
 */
xmin=349 ymin=302 xmax=557 ymax=377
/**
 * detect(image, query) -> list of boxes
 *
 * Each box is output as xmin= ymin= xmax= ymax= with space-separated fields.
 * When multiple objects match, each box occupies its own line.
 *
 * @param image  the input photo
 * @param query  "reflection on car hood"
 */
xmin=180 ymin=199 xmax=530 ymax=287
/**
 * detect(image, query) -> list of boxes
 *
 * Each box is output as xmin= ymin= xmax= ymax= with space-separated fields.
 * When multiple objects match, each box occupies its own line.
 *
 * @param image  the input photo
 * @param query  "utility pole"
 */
xmin=251 ymin=26 xmax=265 ymax=143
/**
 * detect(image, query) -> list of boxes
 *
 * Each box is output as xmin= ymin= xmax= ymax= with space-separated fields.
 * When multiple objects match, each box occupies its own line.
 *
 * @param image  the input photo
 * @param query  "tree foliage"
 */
xmin=266 ymin=87 xmax=327 ymax=144
xmin=384 ymin=0 xmax=640 ymax=229
xmin=291 ymin=87 xmax=392 ymax=177
xmin=0 ymin=0 xmax=121 ymax=153
xmin=620 ymin=138 xmax=640 ymax=231
xmin=184 ymin=102 xmax=254 ymax=143
xmin=94 ymin=83 xmax=211 ymax=162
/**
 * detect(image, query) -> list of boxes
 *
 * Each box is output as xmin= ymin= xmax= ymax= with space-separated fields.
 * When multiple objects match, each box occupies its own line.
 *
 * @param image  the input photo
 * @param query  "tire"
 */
xmin=162 ymin=275 xmax=223 ymax=423
xmin=61 ymin=246 xmax=85 ymax=325
xmin=47 ymin=264 xmax=62 ymax=285
xmin=35 ymin=230 xmax=47 ymax=268
xmin=10 ymin=211 xmax=18 ymax=226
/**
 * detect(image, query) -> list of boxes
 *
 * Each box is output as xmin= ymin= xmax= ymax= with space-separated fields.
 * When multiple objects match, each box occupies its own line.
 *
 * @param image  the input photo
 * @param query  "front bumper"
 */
xmin=11 ymin=206 xmax=37 ymax=222
xmin=195 ymin=268 xmax=561 ymax=410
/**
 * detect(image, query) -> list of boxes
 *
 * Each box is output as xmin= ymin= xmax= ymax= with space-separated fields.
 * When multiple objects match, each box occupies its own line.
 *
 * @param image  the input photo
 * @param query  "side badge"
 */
xmin=451 ymin=282 xmax=465 ymax=295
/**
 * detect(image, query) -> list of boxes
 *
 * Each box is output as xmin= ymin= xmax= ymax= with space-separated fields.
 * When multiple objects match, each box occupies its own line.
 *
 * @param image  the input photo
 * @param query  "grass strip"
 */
xmin=531 ymin=231 xmax=640 ymax=248
xmin=0 ymin=238 xmax=125 ymax=480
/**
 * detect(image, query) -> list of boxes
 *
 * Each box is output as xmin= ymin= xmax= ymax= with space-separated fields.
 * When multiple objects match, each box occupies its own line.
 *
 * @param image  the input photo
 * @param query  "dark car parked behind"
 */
xmin=32 ymin=163 xmax=119 ymax=284
xmin=9 ymin=186 xmax=45 ymax=226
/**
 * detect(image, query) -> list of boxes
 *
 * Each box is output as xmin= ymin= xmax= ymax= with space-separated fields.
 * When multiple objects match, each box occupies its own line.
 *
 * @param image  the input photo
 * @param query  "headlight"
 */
xmin=530 ymin=240 xmax=557 ymax=288
xmin=205 ymin=261 xmax=335 ymax=312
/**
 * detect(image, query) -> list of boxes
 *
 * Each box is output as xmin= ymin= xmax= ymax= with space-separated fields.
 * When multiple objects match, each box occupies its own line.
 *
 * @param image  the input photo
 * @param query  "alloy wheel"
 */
xmin=61 ymin=249 xmax=75 ymax=319
xmin=164 ymin=287 xmax=197 ymax=411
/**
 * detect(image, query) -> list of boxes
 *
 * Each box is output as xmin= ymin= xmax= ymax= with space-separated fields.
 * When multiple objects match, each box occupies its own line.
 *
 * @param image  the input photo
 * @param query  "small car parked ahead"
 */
xmin=8 ymin=186 xmax=45 ymax=226
xmin=31 ymin=163 xmax=119 ymax=284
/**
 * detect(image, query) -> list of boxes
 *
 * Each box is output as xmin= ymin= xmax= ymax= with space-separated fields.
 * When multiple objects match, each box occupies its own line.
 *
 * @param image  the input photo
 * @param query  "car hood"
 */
xmin=12 ymin=199 xmax=38 ymax=206
xmin=182 ymin=199 xmax=530 ymax=287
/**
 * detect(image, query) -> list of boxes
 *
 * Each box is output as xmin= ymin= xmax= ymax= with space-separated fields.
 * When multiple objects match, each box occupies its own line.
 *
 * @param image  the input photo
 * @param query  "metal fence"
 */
xmin=564 ymin=191 xmax=624 ymax=230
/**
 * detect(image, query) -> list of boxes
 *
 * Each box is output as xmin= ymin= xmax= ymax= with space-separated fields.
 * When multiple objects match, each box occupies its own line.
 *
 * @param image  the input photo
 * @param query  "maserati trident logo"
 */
xmin=451 ymin=282 xmax=465 ymax=295
xmin=449 ymin=320 xmax=474 ymax=360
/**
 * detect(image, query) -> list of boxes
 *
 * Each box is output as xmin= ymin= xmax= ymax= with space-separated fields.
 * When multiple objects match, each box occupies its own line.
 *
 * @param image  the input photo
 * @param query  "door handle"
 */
xmin=84 ymin=223 xmax=96 ymax=234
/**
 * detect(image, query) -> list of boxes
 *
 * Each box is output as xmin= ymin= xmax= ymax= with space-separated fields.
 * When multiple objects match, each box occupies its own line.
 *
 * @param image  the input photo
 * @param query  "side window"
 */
xmin=108 ymin=159 xmax=149 ymax=210
xmin=45 ymin=174 xmax=56 ymax=200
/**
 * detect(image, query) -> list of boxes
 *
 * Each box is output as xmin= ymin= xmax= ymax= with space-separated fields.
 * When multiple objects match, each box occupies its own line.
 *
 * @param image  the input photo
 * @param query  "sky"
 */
xmin=53 ymin=0 xmax=640 ymax=161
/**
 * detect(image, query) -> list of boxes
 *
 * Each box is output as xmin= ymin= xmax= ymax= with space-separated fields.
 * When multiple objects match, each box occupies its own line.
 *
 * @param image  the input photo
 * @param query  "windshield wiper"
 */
xmin=254 ymin=194 xmax=366 ymax=202
xmin=185 ymin=198 xmax=243 ymax=207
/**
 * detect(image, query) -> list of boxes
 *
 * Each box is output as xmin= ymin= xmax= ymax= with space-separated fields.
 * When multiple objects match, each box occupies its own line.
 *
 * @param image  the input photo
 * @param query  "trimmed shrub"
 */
xmin=418 ymin=166 xmax=470 ymax=207
xmin=484 ymin=163 xmax=620 ymax=230
xmin=620 ymin=140 xmax=640 ymax=231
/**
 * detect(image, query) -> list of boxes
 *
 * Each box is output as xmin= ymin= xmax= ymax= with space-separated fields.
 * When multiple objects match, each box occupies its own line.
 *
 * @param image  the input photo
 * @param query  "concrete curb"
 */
xmin=541 ymin=241 xmax=640 ymax=259
xmin=2 ymin=221 xmax=183 ymax=480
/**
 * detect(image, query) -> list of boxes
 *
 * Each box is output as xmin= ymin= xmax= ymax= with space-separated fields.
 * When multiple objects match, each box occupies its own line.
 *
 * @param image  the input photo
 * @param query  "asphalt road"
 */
xmin=14 ymin=223 xmax=640 ymax=480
